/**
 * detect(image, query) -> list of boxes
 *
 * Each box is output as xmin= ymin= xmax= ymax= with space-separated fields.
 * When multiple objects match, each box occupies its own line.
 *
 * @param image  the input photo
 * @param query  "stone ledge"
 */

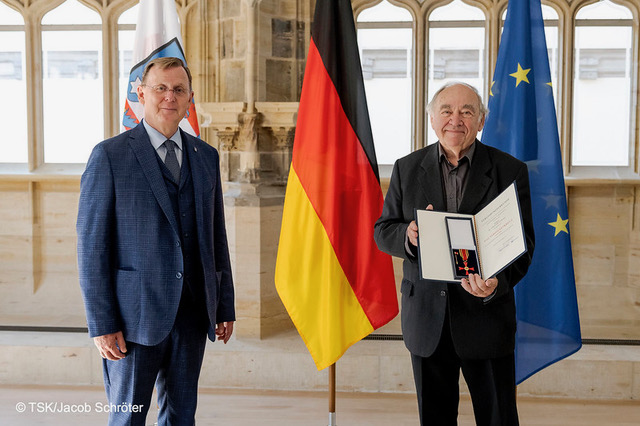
xmin=0 ymin=331 xmax=637 ymax=400
xmin=197 ymin=102 xmax=298 ymax=130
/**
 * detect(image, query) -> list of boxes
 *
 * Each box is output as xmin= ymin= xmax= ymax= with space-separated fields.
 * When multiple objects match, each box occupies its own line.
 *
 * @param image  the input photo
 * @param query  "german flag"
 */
xmin=275 ymin=0 xmax=398 ymax=370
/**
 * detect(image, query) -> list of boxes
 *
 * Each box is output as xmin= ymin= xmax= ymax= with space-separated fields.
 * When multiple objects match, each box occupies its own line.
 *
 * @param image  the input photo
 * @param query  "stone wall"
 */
xmin=569 ymin=185 xmax=640 ymax=339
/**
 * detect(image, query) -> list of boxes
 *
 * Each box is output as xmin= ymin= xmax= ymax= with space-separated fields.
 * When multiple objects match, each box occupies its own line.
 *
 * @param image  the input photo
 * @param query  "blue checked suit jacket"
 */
xmin=77 ymin=123 xmax=235 ymax=346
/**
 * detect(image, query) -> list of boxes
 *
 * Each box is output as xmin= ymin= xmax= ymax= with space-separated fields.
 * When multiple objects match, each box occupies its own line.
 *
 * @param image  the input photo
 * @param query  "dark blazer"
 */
xmin=77 ymin=123 xmax=235 ymax=346
xmin=374 ymin=141 xmax=534 ymax=360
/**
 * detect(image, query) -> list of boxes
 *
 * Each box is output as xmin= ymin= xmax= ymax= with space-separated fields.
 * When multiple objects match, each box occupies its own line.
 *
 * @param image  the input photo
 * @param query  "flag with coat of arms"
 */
xmin=122 ymin=0 xmax=200 ymax=136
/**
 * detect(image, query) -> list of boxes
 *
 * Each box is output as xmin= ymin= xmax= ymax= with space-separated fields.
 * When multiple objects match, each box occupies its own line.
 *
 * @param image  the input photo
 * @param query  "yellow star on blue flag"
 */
xmin=510 ymin=63 xmax=531 ymax=87
xmin=548 ymin=213 xmax=569 ymax=236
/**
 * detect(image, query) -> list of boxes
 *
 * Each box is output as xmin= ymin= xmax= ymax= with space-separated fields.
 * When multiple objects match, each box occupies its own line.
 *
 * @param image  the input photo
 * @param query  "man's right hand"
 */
xmin=94 ymin=331 xmax=128 ymax=361
xmin=407 ymin=204 xmax=433 ymax=246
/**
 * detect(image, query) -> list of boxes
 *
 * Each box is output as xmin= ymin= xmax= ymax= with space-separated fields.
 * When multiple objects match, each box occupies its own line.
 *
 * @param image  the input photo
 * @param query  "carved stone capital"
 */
xmin=272 ymin=127 xmax=295 ymax=151
xmin=217 ymin=129 xmax=237 ymax=151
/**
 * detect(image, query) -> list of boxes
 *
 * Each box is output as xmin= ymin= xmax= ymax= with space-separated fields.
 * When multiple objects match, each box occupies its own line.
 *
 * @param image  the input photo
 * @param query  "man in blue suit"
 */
xmin=77 ymin=57 xmax=235 ymax=425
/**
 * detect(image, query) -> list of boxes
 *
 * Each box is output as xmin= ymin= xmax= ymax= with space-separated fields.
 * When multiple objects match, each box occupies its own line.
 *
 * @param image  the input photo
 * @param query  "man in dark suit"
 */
xmin=77 ymin=57 xmax=235 ymax=425
xmin=374 ymin=82 xmax=535 ymax=426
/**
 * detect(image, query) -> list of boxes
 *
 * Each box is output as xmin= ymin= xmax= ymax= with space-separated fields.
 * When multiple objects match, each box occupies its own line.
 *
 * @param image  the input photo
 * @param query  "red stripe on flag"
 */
xmin=293 ymin=39 xmax=397 ymax=328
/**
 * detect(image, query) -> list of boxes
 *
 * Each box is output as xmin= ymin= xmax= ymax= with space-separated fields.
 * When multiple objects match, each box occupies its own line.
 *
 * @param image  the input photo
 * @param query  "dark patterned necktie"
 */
xmin=164 ymin=140 xmax=181 ymax=182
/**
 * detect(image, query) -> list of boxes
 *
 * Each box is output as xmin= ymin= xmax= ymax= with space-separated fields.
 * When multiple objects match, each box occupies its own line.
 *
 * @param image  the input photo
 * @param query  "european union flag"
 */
xmin=482 ymin=0 xmax=582 ymax=384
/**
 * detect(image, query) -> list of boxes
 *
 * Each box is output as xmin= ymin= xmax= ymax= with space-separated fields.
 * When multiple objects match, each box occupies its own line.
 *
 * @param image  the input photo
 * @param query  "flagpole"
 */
xmin=328 ymin=363 xmax=336 ymax=426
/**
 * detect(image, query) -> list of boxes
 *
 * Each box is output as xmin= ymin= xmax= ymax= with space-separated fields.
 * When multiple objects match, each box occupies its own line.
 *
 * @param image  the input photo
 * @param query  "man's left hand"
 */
xmin=215 ymin=321 xmax=234 ymax=344
xmin=461 ymin=274 xmax=498 ymax=299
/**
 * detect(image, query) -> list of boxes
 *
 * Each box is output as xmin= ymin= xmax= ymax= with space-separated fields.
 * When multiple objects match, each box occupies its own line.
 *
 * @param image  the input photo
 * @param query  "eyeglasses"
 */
xmin=142 ymin=84 xmax=190 ymax=97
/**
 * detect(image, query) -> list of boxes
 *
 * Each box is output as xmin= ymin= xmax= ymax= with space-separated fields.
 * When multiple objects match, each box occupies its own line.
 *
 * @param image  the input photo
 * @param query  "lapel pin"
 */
xmin=194 ymin=147 xmax=198 ymax=152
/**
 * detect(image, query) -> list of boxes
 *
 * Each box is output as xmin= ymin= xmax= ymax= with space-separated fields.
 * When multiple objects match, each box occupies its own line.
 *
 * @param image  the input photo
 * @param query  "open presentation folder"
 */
xmin=415 ymin=182 xmax=527 ymax=282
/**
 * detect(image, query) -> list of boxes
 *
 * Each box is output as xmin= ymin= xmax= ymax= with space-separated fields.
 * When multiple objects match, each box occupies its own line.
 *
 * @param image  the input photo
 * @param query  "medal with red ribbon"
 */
xmin=457 ymin=249 xmax=475 ymax=276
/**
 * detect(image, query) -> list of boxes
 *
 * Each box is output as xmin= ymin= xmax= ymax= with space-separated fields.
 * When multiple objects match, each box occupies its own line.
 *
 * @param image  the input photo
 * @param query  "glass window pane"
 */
xmin=119 ymin=4 xmax=138 ymax=24
xmin=42 ymin=0 xmax=101 ymax=25
xmin=576 ymin=0 xmax=632 ymax=19
xmin=430 ymin=0 xmax=484 ymax=21
xmin=572 ymin=2 xmax=632 ymax=166
xmin=541 ymin=4 xmax=558 ymax=20
xmin=428 ymin=22 xmax=485 ymax=145
xmin=357 ymin=1 xmax=413 ymax=166
xmin=118 ymin=5 xmax=138 ymax=130
xmin=0 ymin=4 xmax=27 ymax=163
xmin=42 ymin=2 xmax=104 ymax=164
xmin=0 ymin=3 xmax=24 ymax=25
xmin=358 ymin=0 xmax=412 ymax=22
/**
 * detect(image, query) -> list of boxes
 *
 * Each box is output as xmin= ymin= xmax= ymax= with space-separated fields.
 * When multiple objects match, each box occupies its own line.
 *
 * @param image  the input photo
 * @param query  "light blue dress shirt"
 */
xmin=142 ymin=119 xmax=183 ymax=166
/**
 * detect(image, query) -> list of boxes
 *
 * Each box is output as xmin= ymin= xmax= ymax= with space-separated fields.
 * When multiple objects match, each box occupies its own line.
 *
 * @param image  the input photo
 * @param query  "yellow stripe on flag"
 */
xmin=275 ymin=167 xmax=374 ymax=370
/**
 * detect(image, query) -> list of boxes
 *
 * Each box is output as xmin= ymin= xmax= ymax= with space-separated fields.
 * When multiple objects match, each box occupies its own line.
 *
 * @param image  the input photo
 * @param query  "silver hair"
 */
xmin=426 ymin=81 xmax=489 ymax=118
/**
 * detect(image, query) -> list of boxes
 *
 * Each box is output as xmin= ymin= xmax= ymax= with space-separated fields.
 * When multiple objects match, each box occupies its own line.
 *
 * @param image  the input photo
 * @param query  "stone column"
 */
xmin=197 ymin=0 xmax=311 ymax=339
xmin=198 ymin=101 xmax=298 ymax=339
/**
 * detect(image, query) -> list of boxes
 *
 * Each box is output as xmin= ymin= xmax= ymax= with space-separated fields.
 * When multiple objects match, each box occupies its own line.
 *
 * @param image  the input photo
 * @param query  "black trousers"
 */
xmin=410 ymin=317 xmax=519 ymax=426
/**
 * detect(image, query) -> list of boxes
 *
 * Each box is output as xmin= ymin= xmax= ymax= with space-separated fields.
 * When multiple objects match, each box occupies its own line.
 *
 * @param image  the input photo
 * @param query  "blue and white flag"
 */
xmin=482 ymin=0 xmax=582 ymax=384
xmin=122 ymin=0 xmax=199 ymax=136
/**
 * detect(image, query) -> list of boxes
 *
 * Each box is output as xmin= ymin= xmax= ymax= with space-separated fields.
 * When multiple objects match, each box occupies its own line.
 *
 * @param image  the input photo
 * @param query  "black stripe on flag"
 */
xmin=311 ymin=0 xmax=380 ymax=182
